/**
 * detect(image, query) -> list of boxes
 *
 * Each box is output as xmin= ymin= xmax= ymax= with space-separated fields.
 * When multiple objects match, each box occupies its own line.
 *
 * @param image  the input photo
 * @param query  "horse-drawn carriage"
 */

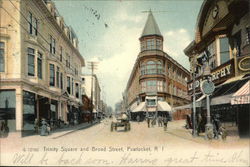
xmin=111 ymin=113 xmax=130 ymax=132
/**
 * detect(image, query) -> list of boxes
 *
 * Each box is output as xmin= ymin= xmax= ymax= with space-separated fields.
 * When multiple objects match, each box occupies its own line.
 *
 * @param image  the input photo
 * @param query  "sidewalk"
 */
xmin=50 ymin=120 xmax=100 ymax=139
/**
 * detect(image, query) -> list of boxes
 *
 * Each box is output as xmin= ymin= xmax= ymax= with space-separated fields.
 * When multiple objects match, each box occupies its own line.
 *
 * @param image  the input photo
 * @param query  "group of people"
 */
xmin=146 ymin=116 xmax=169 ymax=131
xmin=186 ymin=112 xmax=227 ymax=140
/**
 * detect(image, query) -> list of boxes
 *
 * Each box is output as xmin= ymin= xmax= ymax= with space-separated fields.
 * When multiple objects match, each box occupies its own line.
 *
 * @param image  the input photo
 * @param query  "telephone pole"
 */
xmin=87 ymin=61 xmax=98 ymax=123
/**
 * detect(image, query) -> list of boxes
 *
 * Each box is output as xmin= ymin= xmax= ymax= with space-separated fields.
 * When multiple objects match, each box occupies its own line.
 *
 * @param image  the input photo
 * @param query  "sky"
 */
xmin=53 ymin=0 xmax=204 ymax=109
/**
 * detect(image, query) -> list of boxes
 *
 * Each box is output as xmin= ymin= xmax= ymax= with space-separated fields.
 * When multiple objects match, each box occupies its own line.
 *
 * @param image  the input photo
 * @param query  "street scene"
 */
xmin=0 ymin=0 xmax=250 ymax=166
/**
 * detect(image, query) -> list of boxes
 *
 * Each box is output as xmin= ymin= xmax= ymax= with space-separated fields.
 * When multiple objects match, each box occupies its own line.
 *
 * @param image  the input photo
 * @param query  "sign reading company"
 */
xmin=188 ymin=64 xmax=232 ymax=91
xmin=239 ymin=57 xmax=250 ymax=71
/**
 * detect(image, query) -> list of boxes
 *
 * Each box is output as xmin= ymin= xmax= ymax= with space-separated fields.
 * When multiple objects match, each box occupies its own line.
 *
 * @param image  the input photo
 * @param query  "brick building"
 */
xmin=124 ymin=11 xmax=190 ymax=121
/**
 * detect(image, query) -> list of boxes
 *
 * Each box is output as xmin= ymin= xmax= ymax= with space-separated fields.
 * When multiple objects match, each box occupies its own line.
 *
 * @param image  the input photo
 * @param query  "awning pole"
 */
xmin=192 ymin=72 xmax=197 ymax=137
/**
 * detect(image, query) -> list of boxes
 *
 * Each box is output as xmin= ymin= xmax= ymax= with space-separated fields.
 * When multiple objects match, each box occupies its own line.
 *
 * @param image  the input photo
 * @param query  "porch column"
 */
xmin=15 ymin=87 xmax=23 ymax=132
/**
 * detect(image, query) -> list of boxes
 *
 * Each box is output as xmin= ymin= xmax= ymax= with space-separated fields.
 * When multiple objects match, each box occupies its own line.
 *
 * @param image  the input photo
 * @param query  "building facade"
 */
xmin=81 ymin=74 xmax=101 ymax=115
xmin=184 ymin=0 xmax=250 ymax=137
xmin=125 ymin=11 xmax=190 ymax=120
xmin=0 ymin=0 xmax=85 ymax=133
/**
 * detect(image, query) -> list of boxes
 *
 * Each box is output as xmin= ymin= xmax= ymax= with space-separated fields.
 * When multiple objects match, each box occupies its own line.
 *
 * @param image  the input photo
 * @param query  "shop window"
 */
xmin=0 ymin=90 xmax=16 ymax=132
xmin=0 ymin=42 xmax=5 ymax=72
xmin=147 ymin=99 xmax=156 ymax=106
xmin=23 ymin=91 xmax=35 ymax=131
xmin=28 ymin=48 xmax=35 ymax=76
xmin=37 ymin=52 xmax=43 ymax=79
xmin=219 ymin=37 xmax=230 ymax=65
xmin=49 ymin=64 xmax=55 ymax=86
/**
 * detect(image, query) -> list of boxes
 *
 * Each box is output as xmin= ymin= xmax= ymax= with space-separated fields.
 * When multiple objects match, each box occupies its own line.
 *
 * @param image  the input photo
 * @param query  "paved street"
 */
xmin=1 ymin=118 xmax=249 ymax=166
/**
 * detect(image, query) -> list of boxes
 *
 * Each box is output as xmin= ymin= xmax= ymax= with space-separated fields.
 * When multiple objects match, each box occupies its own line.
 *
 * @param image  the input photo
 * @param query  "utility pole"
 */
xmin=88 ymin=61 xmax=98 ymax=123
xmin=191 ymin=54 xmax=197 ymax=137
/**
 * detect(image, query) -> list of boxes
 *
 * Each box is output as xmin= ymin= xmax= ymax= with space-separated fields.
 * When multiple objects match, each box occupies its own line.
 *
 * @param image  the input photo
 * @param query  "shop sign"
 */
xmin=239 ymin=57 xmax=250 ymax=71
xmin=188 ymin=64 xmax=232 ymax=91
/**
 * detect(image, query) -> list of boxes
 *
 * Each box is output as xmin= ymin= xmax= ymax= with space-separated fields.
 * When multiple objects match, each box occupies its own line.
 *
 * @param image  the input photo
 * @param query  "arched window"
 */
xmin=140 ymin=60 xmax=164 ymax=75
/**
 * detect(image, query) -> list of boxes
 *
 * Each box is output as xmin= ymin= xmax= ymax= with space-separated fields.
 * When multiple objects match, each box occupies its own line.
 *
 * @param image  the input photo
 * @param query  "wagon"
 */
xmin=111 ymin=119 xmax=130 ymax=132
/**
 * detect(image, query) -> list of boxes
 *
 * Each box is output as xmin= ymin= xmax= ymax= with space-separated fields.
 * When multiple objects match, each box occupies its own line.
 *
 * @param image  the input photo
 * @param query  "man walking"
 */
xmin=163 ymin=116 xmax=168 ymax=131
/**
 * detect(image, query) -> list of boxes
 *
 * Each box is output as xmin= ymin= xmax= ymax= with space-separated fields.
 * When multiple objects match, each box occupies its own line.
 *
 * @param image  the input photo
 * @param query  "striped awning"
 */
xmin=231 ymin=80 xmax=250 ymax=105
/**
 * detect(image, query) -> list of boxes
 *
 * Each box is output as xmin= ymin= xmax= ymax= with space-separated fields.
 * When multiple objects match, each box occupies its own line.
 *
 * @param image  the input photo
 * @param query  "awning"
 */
xmin=131 ymin=102 xmax=146 ymax=112
xmin=210 ymin=77 xmax=249 ymax=106
xmin=231 ymin=80 xmax=250 ymax=105
xmin=158 ymin=101 xmax=172 ymax=112
xmin=211 ymin=94 xmax=233 ymax=105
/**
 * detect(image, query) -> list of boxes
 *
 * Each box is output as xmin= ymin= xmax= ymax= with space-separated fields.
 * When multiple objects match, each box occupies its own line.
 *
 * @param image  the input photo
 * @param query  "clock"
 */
xmin=200 ymin=80 xmax=215 ymax=95
xmin=212 ymin=5 xmax=219 ymax=19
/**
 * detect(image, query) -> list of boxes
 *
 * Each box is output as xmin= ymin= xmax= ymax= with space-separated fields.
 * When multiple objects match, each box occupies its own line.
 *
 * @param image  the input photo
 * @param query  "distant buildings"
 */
xmin=81 ymin=74 xmax=103 ymax=117
xmin=184 ymin=0 xmax=250 ymax=137
xmin=125 ymin=11 xmax=190 ymax=120
xmin=0 ymin=0 xmax=84 ymax=133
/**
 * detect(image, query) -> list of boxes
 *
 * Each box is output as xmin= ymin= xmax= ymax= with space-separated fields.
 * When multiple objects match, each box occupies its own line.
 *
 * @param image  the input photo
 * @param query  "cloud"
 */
xmin=163 ymin=29 xmax=192 ymax=69
xmin=85 ymin=4 xmax=143 ymax=108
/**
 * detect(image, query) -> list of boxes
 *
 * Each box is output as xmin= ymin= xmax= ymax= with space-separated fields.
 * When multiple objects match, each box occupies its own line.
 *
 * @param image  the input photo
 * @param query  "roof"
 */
xmin=141 ymin=11 xmax=162 ymax=37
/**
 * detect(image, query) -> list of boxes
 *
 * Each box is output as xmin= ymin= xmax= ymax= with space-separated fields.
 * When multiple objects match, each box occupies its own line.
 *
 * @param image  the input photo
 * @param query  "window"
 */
xmin=50 ymin=35 xmax=56 ymax=54
xmin=141 ymin=41 xmax=146 ymax=51
xmin=67 ymin=76 xmax=71 ymax=94
xmin=0 ymin=42 xmax=5 ymax=72
xmin=75 ymin=83 xmax=79 ymax=98
xmin=207 ymin=41 xmax=216 ymax=69
xmin=28 ymin=12 xmax=38 ymax=36
xmin=147 ymin=99 xmax=156 ymax=106
xmin=71 ymin=78 xmax=74 ymax=95
xmin=28 ymin=12 xmax=33 ymax=35
xmin=56 ymin=66 xmax=60 ymax=87
xmin=219 ymin=37 xmax=230 ymax=65
xmin=59 ymin=46 xmax=63 ymax=62
xmin=246 ymin=27 xmax=250 ymax=45
xmin=146 ymin=39 xmax=155 ymax=50
xmin=60 ymin=73 xmax=63 ymax=89
xmin=156 ymin=39 xmax=162 ymax=50
xmin=49 ymin=64 xmax=55 ymax=86
xmin=82 ymin=77 xmax=85 ymax=84
xmin=37 ymin=52 xmax=42 ymax=79
xmin=141 ymin=60 xmax=163 ymax=75
xmin=28 ymin=48 xmax=35 ymax=76
xmin=34 ymin=18 xmax=38 ymax=36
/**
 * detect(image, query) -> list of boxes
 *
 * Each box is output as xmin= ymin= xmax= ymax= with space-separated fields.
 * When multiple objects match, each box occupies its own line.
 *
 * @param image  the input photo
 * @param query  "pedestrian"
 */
xmin=136 ymin=115 xmax=140 ymax=123
xmin=147 ymin=117 xmax=150 ymax=128
xmin=163 ymin=116 xmax=168 ymax=131
xmin=158 ymin=116 xmax=162 ymax=127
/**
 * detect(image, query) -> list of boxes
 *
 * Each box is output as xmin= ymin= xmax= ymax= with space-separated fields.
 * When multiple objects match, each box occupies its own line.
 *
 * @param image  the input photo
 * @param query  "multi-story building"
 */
xmin=184 ymin=0 xmax=249 ymax=137
xmin=125 ymin=11 xmax=190 ymax=120
xmin=0 ymin=0 xmax=85 ymax=133
xmin=81 ymin=74 xmax=101 ymax=115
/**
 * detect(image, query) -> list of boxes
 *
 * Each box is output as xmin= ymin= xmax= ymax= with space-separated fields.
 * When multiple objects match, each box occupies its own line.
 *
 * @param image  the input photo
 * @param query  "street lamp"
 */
xmin=201 ymin=64 xmax=215 ymax=140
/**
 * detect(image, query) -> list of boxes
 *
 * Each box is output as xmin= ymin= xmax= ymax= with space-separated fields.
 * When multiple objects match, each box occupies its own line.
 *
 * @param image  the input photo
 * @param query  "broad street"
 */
xmin=1 ymin=119 xmax=249 ymax=166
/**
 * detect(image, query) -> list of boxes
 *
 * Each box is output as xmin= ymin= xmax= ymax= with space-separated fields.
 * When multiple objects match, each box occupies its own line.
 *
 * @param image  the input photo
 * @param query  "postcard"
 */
xmin=0 ymin=0 xmax=249 ymax=166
